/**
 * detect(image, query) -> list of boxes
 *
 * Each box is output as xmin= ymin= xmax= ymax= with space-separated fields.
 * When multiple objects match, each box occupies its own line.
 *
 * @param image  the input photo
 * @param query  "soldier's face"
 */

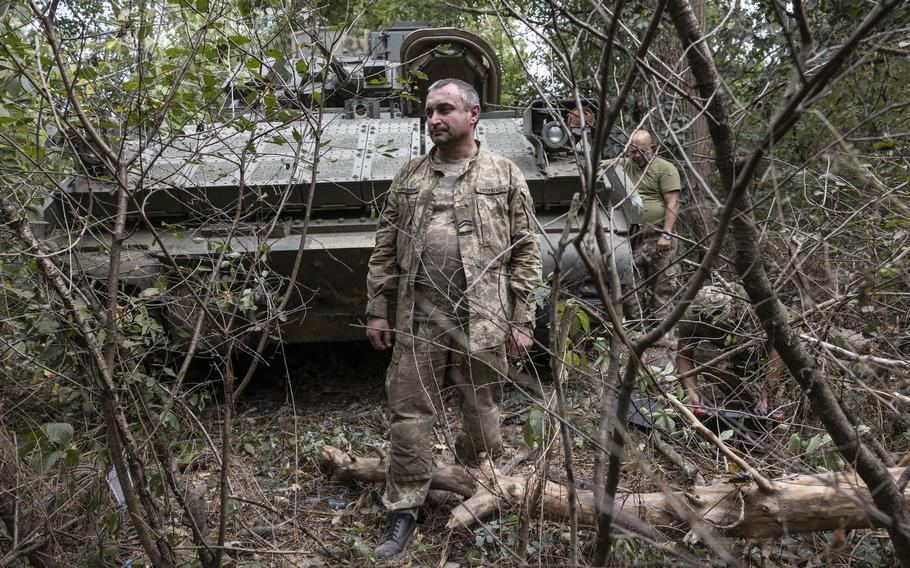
xmin=628 ymin=139 xmax=655 ymax=167
xmin=425 ymin=85 xmax=479 ymax=148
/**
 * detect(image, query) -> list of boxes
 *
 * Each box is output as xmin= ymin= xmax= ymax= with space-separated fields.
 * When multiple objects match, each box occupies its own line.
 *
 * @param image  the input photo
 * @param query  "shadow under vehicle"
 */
xmin=43 ymin=23 xmax=641 ymax=349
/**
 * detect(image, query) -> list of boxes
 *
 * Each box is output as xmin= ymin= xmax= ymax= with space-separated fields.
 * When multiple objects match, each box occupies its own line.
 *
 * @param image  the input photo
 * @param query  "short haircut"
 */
xmin=427 ymin=78 xmax=480 ymax=111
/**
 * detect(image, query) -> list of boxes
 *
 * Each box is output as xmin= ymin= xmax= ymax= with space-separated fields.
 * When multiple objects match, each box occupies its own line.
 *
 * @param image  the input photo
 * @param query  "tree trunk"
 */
xmin=321 ymin=446 xmax=910 ymax=539
xmin=650 ymin=0 xmax=713 ymax=251
xmin=663 ymin=0 xmax=910 ymax=561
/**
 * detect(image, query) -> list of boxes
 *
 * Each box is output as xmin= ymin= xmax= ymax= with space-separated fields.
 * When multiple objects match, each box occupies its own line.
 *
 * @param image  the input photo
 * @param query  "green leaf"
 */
xmin=201 ymin=72 xmax=217 ymax=89
xmin=276 ymin=109 xmax=299 ymax=122
xmin=563 ymin=346 xmax=581 ymax=367
xmin=87 ymin=546 xmax=120 ymax=568
xmin=138 ymin=8 xmax=155 ymax=40
xmin=37 ymin=450 xmax=66 ymax=473
xmin=878 ymin=265 xmax=901 ymax=280
xmin=102 ymin=512 xmax=120 ymax=536
xmin=575 ymin=308 xmax=590 ymax=333
xmin=294 ymin=59 xmax=309 ymax=74
xmin=163 ymin=413 xmax=178 ymax=429
xmin=228 ymin=34 xmax=250 ymax=46
xmin=805 ymin=434 xmax=824 ymax=455
xmin=555 ymin=302 xmax=565 ymax=321
xmin=65 ymin=446 xmax=80 ymax=468
xmin=412 ymin=70 xmax=428 ymax=80
xmin=43 ymin=422 xmax=73 ymax=446
xmin=243 ymin=442 xmax=256 ymax=455
xmin=195 ymin=0 xmax=208 ymax=11
xmin=523 ymin=407 xmax=544 ymax=449
xmin=150 ymin=473 xmax=165 ymax=497
xmin=123 ymin=79 xmax=139 ymax=91
xmin=35 ymin=317 xmax=59 ymax=333
xmin=786 ymin=433 xmax=801 ymax=454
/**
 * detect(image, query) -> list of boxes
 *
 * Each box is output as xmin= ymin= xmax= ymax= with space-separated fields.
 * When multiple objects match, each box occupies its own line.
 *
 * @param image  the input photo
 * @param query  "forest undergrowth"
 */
xmin=2 ymin=325 xmax=905 ymax=567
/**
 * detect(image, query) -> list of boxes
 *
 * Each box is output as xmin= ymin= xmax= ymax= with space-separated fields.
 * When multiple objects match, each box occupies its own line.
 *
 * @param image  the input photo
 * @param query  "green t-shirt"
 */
xmin=609 ymin=156 xmax=681 ymax=227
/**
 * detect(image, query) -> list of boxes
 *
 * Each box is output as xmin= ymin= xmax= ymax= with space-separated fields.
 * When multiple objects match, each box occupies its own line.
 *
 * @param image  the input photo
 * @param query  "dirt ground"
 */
xmin=202 ymin=342 xmax=588 ymax=566
xmin=174 ymin=341 xmax=896 ymax=567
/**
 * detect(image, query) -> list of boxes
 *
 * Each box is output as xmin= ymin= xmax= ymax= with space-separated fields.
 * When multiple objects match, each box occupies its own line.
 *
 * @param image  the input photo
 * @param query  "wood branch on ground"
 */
xmin=321 ymin=446 xmax=910 ymax=539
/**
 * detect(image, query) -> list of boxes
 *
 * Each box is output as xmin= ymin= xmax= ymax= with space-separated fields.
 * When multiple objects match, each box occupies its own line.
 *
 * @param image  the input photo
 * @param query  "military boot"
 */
xmin=375 ymin=510 xmax=417 ymax=560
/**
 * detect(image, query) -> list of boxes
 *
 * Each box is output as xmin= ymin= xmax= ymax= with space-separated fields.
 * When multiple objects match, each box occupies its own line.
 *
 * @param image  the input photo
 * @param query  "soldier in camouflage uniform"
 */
xmin=365 ymin=78 xmax=541 ymax=559
xmin=675 ymin=280 xmax=787 ymax=417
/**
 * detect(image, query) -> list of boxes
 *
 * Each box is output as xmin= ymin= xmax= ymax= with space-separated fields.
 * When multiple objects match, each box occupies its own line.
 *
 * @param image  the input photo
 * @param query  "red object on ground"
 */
xmin=768 ymin=410 xmax=786 ymax=422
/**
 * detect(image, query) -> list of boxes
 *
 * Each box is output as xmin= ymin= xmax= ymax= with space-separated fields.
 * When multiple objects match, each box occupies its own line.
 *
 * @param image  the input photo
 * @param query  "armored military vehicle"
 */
xmin=46 ymin=23 xmax=640 ymax=348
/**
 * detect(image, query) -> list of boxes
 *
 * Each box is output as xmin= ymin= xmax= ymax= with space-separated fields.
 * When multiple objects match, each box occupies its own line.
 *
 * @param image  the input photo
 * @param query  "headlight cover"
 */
xmin=541 ymin=120 xmax=569 ymax=149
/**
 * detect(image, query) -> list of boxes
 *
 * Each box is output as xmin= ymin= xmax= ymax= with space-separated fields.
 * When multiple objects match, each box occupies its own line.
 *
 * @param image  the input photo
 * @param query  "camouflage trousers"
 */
xmin=624 ymin=229 xmax=679 ymax=327
xmin=383 ymin=316 xmax=506 ymax=512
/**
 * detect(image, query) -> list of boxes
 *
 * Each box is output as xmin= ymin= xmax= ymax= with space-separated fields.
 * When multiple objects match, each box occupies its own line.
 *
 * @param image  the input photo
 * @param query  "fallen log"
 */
xmin=321 ymin=445 xmax=910 ymax=539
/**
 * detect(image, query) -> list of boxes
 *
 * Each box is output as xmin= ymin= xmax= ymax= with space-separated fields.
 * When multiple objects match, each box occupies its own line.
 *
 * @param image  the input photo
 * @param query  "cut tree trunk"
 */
xmin=321 ymin=446 xmax=910 ymax=539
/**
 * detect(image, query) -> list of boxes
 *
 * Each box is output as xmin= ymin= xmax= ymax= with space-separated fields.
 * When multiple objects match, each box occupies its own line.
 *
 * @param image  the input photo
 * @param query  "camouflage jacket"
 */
xmin=366 ymin=144 xmax=542 ymax=352
xmin=679 ymin=281 xmax=778 ymax=347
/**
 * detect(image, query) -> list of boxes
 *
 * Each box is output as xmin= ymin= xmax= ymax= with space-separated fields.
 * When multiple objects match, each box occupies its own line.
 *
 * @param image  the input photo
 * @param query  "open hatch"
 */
xmin=399 ymin=28 xmax=502 ymax=117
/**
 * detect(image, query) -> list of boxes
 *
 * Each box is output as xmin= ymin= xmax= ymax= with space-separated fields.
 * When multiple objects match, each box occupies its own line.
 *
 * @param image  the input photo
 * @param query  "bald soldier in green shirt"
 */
xmin=607 ymin=129 xmax=682 ymax=328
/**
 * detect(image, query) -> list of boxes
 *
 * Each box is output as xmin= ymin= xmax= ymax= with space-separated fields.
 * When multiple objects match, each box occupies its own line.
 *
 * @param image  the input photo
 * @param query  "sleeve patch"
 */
xmin=476 ymin=185 xmax=510 ymax=195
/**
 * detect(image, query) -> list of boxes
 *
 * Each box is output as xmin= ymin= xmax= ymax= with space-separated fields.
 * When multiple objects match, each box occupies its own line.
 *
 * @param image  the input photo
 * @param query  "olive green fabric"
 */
xmin=678 ymin=281 xmax=788 ymax=401
xmin=678 ymin=282 xmax=754 ymax=345
xmin=624 ymin=229 xmax=679 ymax=325
xmin=368 ymin=142 xmax=540 ymax=513
xmin=366 ymin=143 xmax=542 ymax=353
xmin=414 ymin=154 xmax=471 ymax=322
xmin=608 ymin=156 xmax=681 ymax=227
xmin=382 ymin=317 xmax=505 ymax=512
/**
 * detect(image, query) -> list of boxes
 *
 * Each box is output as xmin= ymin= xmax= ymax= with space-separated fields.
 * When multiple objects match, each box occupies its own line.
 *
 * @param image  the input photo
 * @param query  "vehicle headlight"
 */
xmin=541 ymin=121 xmax=568 ymax=149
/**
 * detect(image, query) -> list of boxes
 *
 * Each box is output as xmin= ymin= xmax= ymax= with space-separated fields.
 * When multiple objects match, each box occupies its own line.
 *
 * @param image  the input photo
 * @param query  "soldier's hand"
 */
xmin=367 ymin=318 xmax=392 ymax=351
xmin=507 ymin=325 xmax=534 ymax=361
xmin=656 ymin=234 xmax=672 ymax=253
